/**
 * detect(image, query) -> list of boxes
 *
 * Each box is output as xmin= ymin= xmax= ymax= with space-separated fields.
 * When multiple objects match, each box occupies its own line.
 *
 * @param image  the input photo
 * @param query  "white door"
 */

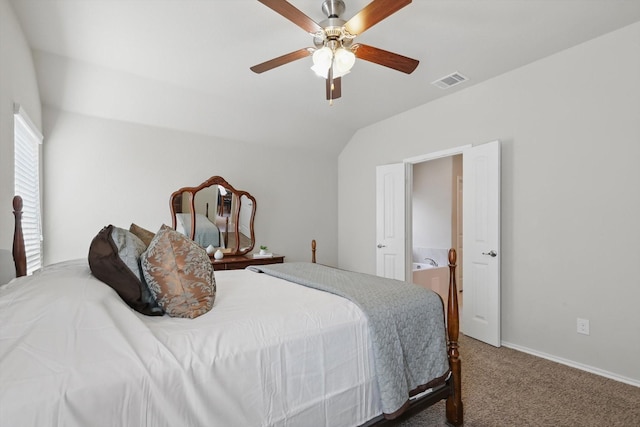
xmin=375 ymin=163 xmax=406 ymax=280
xmin=462 ymin=141 xmax=501 ymax=347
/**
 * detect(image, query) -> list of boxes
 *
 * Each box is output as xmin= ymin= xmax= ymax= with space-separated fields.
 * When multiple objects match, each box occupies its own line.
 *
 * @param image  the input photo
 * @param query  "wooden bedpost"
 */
xmin=445 ymin=248 xmax=463 ymax=425
xmin=13 ymin=195 xmax=27 ymax=278
xmin=311 ymin=239 xmax=317 ymax=263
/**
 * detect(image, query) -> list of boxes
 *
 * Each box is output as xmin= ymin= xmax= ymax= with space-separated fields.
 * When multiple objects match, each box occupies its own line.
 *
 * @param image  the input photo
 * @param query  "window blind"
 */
xmin=14 ymin=104 xmax=43 ymax=274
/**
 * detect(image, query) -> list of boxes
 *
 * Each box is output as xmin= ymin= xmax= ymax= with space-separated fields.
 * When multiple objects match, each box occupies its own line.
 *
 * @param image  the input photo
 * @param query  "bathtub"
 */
xmin=412 ymin=262 xmax=438 ymax=271
xmin=412 ymin=264 xmax=450 ymax=308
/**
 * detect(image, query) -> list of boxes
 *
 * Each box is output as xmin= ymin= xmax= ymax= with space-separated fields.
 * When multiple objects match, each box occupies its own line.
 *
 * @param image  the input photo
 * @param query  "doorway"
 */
xmin=410 ymin=155 xmax=463 ymax=312
xmin=378 ymin=141 xmax=501 ymax=346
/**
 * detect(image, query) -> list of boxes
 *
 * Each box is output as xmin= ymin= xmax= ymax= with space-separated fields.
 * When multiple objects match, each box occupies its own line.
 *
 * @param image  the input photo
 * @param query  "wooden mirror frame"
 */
xmin=170 ymin=176 xmax=256 ymax=256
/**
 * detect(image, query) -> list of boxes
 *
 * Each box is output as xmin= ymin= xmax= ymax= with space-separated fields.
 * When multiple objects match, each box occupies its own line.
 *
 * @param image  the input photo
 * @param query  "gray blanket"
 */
xmin=248 ymin=262 xmax=450 ymax=415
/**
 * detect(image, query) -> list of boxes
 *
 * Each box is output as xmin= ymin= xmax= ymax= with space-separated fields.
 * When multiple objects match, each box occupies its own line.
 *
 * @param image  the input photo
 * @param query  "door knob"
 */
xmin=482 ymin=250 xmax=497 ymax=257
xmin=377 ymin=244 xmax=386 ymax=249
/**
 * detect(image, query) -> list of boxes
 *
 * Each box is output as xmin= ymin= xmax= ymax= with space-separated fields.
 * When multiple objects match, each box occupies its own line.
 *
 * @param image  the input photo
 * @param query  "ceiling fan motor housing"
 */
xmin=314 ymin=17 xmax=350 ymax=46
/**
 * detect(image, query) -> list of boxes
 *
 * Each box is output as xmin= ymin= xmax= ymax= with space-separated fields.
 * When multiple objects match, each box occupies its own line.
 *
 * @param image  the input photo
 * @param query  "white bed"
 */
xmin=0 ymin=260 xmax=381 ymax=427
xmin=5 ymin=195 xmax=463 ymax=426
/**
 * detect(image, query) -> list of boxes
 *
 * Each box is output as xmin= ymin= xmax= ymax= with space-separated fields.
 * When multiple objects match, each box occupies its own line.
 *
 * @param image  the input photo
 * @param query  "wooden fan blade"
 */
xmin=258 ymin=0 xmax=323 ymax=34
xmin=344 ymin=0 xmax=411 ymax=36
xmin=250 ymin=48 xmax=312 ymax=74
xmin=353 ymin=43 xmax=419 ymax=74
xmin=326 ymin=77 xmax=342 ymax=100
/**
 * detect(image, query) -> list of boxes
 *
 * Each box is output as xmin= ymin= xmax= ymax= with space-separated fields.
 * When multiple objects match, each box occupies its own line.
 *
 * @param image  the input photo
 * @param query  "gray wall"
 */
xmin=0 ymin=0 xmax=42 ymax=283
xmin=42 ymin=107 xmax=338 ymax=267
xmin=338 ymin=22 xmax=640 ymax=383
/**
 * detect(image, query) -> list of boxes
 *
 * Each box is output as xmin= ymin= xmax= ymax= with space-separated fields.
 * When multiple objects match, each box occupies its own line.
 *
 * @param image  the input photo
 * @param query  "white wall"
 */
xmin=412 ymin=157 xmax=453 ymax=250
xmin=339 ymin=23 xmax=640 ymax=383
xmin=0 ymin=0 xmax=41 ymax=284
xmin=42 ymin=108 xmax=338 ymax=266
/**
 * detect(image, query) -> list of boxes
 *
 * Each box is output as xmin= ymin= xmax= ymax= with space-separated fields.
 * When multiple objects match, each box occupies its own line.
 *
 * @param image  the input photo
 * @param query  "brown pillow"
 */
xmin=88 ymin=225 xmax=163 ymax=316
xmin=129 ymin=223 xmax=155 ymax=247
xmin=140 ymin=225 xmax=216 ymax=319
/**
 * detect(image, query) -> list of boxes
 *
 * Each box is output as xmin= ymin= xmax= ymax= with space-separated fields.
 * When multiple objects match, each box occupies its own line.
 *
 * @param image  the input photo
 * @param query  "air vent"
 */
xmin=432 ymin=72 xmax=468 ymax=89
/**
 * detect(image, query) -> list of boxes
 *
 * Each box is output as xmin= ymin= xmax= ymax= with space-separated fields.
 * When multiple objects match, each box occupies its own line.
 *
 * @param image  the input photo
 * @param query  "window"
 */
xmin=14 ymin=104 xmax=43 ymax=274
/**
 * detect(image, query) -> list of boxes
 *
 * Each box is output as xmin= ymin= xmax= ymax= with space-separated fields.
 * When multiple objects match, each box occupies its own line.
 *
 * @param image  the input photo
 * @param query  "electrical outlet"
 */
xmin=577 ymin=318 xmax=590 ymax=335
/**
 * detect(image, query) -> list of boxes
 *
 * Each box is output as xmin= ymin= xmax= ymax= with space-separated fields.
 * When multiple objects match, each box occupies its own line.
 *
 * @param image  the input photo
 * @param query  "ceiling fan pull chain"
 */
xmin=328 ymin=56 xmax=335 ymax=106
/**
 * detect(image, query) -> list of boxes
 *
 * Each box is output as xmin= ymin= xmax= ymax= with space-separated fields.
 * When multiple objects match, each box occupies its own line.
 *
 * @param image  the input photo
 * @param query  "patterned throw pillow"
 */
xmin=141 ymin=225 xmax=216 ymax=319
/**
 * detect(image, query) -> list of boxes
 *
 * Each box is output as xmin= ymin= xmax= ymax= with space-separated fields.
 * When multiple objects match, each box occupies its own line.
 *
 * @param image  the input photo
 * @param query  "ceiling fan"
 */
xmin=250 ymin=0 xmax=419 ymax=104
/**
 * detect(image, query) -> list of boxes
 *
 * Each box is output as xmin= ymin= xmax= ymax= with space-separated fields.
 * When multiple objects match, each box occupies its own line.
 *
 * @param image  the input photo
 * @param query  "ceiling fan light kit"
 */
xmin=251 ymin=0 xmax=419 ymax=104
xmin=311 ymin=45 xmax=355 ymax=78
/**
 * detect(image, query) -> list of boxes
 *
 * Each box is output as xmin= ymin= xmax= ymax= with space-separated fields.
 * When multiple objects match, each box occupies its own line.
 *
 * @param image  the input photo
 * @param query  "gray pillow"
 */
xmin=111 ymin=227 xmax=146 ymax=275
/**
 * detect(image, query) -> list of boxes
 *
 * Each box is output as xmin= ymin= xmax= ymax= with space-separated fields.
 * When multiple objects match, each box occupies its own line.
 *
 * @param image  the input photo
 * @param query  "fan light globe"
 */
xmin=334 ymin=47 xmax=355 ymax=73
xmin=311 ymin=47 xmax=333 ymax=77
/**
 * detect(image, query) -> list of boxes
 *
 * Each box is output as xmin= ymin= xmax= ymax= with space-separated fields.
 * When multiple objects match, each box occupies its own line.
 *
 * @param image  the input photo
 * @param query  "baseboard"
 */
xmin=501 ymin=340 xmax=640 ymax=388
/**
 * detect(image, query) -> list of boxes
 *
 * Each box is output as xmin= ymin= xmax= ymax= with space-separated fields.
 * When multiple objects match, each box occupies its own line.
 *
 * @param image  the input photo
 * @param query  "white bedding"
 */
xmin=0 ymin=260 xmax=381 ymax=427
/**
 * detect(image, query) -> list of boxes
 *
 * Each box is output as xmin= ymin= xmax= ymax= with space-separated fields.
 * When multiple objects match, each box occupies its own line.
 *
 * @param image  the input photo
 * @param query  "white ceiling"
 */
xmin=10 ymin=0 xmax=640 ymax=155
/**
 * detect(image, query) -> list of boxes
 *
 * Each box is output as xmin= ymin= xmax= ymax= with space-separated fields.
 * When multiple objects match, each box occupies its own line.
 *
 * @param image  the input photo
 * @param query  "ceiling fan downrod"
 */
xmin=321 ymin=0 xmax=345 ymax=18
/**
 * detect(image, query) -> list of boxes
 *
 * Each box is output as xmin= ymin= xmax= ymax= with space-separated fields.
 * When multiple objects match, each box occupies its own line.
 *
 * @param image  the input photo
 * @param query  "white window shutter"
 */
xmin=14 ymin=104 xmax=43 ymax=274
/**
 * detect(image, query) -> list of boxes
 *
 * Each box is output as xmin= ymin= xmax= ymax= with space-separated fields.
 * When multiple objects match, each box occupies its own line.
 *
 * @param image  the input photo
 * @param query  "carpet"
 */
xmin=396 ymin=334 xmax=640 ymax=426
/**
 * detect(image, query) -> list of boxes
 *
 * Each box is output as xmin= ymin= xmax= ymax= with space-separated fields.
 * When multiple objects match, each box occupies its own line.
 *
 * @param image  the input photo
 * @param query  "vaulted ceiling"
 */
xmin=10 ymin=0 xmax=640 ymax=154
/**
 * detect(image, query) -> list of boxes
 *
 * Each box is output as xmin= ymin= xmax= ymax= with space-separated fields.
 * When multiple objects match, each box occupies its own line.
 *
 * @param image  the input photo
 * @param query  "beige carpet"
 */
xmin=396 ymin=334 xmax=640 ymax=426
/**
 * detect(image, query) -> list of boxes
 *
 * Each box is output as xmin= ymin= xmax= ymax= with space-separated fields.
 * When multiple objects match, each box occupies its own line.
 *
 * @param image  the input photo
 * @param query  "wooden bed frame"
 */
xmin=11 ymin=195 xmax=463 ymax=426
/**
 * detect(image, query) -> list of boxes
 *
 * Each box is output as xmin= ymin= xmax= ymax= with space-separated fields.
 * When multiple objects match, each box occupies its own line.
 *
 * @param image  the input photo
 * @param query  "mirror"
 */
xmin=170 ymin=176 xmax=256 ymax=256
